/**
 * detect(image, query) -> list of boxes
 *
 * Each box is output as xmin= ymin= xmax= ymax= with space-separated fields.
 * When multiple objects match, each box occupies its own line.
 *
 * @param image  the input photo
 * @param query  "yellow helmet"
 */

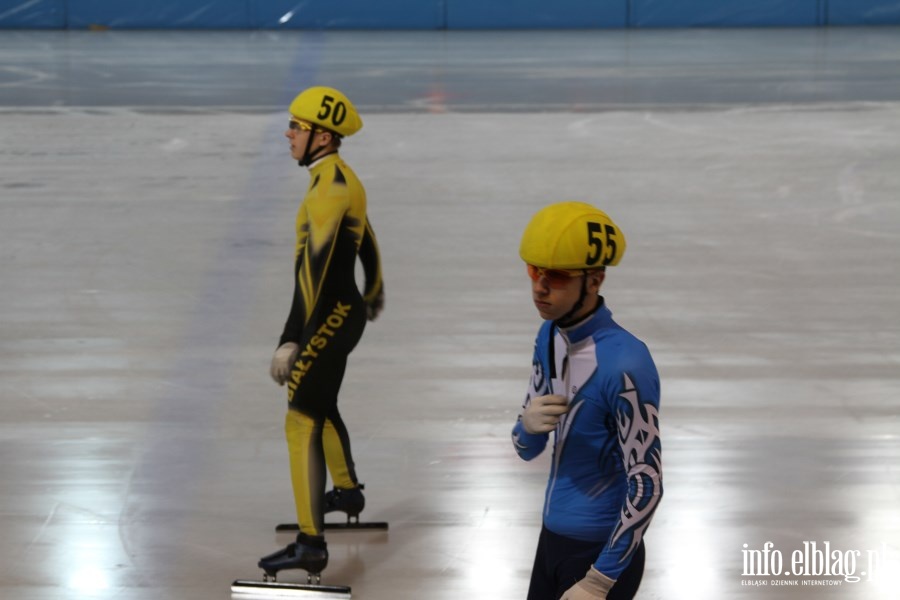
xmin=519 ymin=202 xmax=626 ymax=269
xmin=288 ymin=86 xmax=363 ymax=137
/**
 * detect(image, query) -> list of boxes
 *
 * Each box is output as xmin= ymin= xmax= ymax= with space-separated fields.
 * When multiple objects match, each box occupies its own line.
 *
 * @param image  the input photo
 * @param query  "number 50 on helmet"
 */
xmin=519 ymin=201 xmax=626 ymax=269
xmin=289 ymin=86 xmax=363 ymax=138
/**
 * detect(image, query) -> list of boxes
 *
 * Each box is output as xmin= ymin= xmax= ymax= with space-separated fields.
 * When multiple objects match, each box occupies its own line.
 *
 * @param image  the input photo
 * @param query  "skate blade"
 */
xmin=275 ymin=522 xmax=388 ymax=532
xmin=232 ymin=579 xmax=350 ymax=599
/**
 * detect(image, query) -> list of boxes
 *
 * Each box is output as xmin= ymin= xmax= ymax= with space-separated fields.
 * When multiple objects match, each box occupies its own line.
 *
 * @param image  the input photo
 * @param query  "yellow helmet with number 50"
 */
xmin=289 ymin=86 xmax=363 ymax=138
xmin=519 ymin=201 xmax=626 ymax=269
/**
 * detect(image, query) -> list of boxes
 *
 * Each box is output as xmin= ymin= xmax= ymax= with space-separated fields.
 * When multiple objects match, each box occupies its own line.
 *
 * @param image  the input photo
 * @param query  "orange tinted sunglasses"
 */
xmin=289 ymin=118 xmax=314 ymax=131
xmin=526 ymin=264 xmax=584 ymax=289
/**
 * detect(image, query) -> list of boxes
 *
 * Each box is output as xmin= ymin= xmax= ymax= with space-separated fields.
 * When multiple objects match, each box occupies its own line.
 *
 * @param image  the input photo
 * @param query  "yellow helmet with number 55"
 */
xmin=519 ymin=201 xmax=626 ymax=269
xmin=289 ymin=86 xmax=363 ymax=138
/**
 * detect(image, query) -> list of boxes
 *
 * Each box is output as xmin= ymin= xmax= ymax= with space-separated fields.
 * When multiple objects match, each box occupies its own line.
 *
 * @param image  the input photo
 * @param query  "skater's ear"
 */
xmin=586 ymin=268 xmax=605 ymax=293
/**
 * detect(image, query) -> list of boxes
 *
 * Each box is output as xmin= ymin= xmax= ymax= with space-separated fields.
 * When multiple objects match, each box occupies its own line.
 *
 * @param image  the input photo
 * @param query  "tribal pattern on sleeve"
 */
xmin=609 ymin=372 xmax=663 ymax=559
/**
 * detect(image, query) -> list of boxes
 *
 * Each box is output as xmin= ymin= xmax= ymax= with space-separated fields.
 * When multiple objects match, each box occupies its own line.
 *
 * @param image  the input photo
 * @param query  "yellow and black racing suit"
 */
xmin=278 ymin=152 xmax=383 ymax=536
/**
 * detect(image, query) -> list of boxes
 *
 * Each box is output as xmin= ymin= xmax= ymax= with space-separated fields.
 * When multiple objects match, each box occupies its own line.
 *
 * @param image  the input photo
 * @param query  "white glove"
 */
xmin=521 ymin=394 xmax=569 ymax=434
xmin=270 ymin=342 xmax=300 ymax=386
xmin=560 ymin=567 xmax=616 ymax=600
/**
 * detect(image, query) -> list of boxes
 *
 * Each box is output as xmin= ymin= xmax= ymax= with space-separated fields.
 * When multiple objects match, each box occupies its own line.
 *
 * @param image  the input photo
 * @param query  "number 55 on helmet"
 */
xmin=519 ymin=201 xmax=626 ymax=269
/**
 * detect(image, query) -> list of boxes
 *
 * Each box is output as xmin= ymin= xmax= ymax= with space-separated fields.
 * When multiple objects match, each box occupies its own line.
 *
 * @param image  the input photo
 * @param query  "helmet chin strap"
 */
xmin=298 ymin=133 xmax=336 ymax=167
xmin=548 ymin=271 xmax=589 ymax=380
xmin=297 ymin=131 xmax=318 ymax=167
xmin=298 ymin=130 xmax=341 ymax=167
xmin=555 ymin=271 xmax=591 ymax=329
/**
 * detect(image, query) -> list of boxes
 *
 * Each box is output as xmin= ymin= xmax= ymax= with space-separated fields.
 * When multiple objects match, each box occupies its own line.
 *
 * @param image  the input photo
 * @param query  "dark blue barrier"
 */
xmin=0 ymin=0 xmax=64 ymax=27
xmin=66 ymin=0 xmax=247 ymax=29
xmin=1 ymin=0 xmax=899 ymax=28
xmin=249 ymin=0 xmax=443 ymax=29
xmin=446 ymin=0 xmax=627 ymax=28
xmin=633 ymin=0 xmax=822 ymax=27
xmin=829 ymin=0 xmax=900 ymax=24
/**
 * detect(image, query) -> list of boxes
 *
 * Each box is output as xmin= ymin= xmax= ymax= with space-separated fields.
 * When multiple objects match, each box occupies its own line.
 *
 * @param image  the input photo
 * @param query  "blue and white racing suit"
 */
xmin=512 ymin=300 xmax=663 ymax=580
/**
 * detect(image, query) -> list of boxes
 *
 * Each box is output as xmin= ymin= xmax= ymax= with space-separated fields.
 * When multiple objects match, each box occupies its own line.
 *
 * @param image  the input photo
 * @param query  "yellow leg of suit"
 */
xmin=323 ymin=417 xmax=357 ymax=490
xmin=285 ymin=410 xmax=359 ymax=536
xmin=285 ymin=410 xmax=325 ymax=536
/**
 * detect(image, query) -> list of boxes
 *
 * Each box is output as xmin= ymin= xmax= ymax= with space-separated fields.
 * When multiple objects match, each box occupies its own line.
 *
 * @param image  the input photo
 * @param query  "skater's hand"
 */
xmin=270 ymin=342 xmax=300 ymax=386
xmin=560 ymin=567 xmax=615 ymax=600
xmin=366 ymin=290 xmax=384 ymax=321
xmin=521 ymin=394 xmax=569 ymax=434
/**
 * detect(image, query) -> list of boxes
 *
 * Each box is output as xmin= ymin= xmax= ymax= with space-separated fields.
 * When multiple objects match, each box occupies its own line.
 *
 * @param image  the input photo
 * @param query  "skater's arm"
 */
xmin=593 ymin=360 xmax=663 ymax=579
xmin=512 ymin=398 xmax=550 ymax=460
xmin=272 ymin=248 xmax=307 ymax=384
xmin=279 ymin=178 xmax=352 ymax=346
xmin=358 ymin=217 xmax=384 ymax=320
xmin=279 ymin=251 xmax=307 ymax=346
xmin=512 ymin=334 xmax=559 ymax=460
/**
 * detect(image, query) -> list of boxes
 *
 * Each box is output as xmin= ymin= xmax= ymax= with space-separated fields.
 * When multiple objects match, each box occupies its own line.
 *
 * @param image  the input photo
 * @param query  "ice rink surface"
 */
xmin=1 ymin=27 xmax=899 ymax=600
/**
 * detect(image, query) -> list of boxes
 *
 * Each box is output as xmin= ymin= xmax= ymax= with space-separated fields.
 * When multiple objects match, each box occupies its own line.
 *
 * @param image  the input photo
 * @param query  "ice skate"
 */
xmin=324 ymin=485 xmax=365 ymax=518
xmin=233 ymin=534 xmax=350 ymax=598
xmin=258 ymin=533 xmax=328 ymax=579
xmin=276 ymin=485 xmax=389 ymax=532
xmin=231 ymin=578 xmax=351 ymax=599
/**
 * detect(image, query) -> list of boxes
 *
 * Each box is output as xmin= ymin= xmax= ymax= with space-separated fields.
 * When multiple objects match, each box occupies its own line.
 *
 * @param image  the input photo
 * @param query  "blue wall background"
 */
xmin=1 ymin=0 xmax=899 ymax=29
